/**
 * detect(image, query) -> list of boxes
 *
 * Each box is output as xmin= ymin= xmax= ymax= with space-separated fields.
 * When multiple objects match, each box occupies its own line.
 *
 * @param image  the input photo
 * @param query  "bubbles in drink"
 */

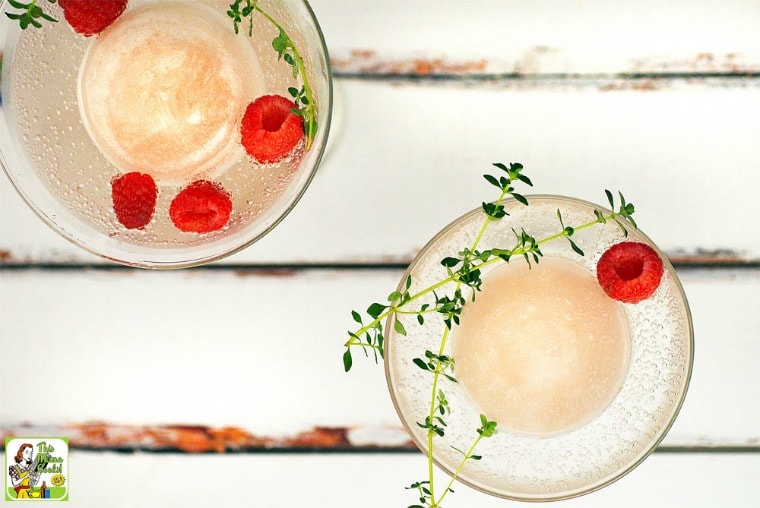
xmin=4 ymin=0 xmax=329 ymax=265
xmin=384 ymin=196 xmax=693 ymax=500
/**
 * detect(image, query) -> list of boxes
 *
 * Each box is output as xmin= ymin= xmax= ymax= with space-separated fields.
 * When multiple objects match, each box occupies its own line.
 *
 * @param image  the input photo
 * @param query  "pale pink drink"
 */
xmin=385 ymin=196 xmax=693 ymax=501
xmin=453 ymin=256 xmax=631 ymax=436
xmin=0 ymin=0 xmax=332 ymax=267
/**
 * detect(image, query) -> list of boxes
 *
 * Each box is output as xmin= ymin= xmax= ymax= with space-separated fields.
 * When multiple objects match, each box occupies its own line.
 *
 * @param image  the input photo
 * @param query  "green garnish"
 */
xmin=343 ymin=162 xmax=637 ymax=507
xmin=4 ymin=0 xmax=58 ymax=29
xmin=228 ymin=0 xmax=318 ymax=150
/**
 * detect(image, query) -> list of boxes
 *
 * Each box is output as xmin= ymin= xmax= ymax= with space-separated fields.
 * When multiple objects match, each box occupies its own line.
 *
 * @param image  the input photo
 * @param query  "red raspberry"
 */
xmin=169 ymin=180 xmax=233 ymax=234
xmin=596 ymin=241 xmax=664 ymax=303
xmin=240 ymin=94 xmax=304 ymax=164
xmin=111 ymin=172 xmax=157 ymax=229
xmin=59 ymin=0 xmax=128 ymax=37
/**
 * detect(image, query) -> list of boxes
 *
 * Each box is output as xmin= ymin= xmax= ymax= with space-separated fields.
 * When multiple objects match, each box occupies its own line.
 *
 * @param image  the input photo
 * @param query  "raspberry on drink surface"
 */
xmin=240 ymin=94 xmax=304 ymax=164
xmin=596 ymin=241 xmax=664 ymax=303
xmin=59 ymin=0 xmax=128 ymax=37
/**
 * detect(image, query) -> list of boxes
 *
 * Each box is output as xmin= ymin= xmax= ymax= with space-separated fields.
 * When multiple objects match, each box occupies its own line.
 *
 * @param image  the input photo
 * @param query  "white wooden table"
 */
xmin=1 ymin=1 xmax=759 ymax=506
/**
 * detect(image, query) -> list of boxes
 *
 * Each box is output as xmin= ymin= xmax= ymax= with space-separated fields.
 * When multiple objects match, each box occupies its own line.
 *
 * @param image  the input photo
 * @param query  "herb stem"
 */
xmin=253 ymin=4 xmax=317 ymax=149
xmin=5 ymin=0 xmax=58 ymax=29
xmin=344 ymin=210 xmax=624 ymax=350
xmin=536 ymin=217 xmax=603 ymax=246
xmin=426 ymin=326 xmax=451 ymax=506
xmin=344 ymin=164 xmax=637 ymax=507
xmin=348 ymin=341 xmax=383 ymax=353
xmin=438 ymin=433 xmax=486 ymax=506
xmin=423 ymin=186 xmax=510 ymax=507
xmin=471 ymin=188 xmax=509 ymax=252
xmin=395 ymin=308 xmax=438 ymax=316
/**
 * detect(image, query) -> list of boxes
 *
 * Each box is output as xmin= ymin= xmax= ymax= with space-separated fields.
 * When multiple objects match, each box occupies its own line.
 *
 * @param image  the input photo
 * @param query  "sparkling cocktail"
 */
xmin=0 ymin=0 xmax=332 ymax=267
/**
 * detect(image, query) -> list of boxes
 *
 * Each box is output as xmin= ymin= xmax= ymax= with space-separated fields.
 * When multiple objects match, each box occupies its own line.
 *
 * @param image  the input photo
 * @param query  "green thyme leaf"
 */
xmin=483 ymin=174 xmax=500 ymax=188
xmin=511 ymin=192 xmax=528 ymax=206
xmin=440 ymin=257 xmax=460 ymax=268
xmin=366 ymin=302 xmax=387 ymax=319
xmin=482 ymin=201 xmax=507 ymax=219
xmin=342 ymin=348 xmax=353 ymax=372
xmin=412 ymin=358 xmax=429 ymax=371
xmin=388 ymin=290 xmax=402 ymax=302
xmin=515 ymin=173 xmax=533 ymax=186
xmin=569 ymin=238 xmax=584 ymax=256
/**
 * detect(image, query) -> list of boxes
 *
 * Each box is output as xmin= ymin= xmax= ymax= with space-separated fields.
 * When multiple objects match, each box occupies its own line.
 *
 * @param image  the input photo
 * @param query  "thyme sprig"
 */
xmin=343 ymin=162 xmax=637 ymax=507
xmin=343 ymin=165 xmax=637 ymax=369
xmin=228 ymin=0 xmax=318 ymax=149
xmin=4 ymin=0 xmax=57 ymax=29
xmin=413 ymin=415 xmax=497 ymax=508
xmin=228 ymin=0 xmax=256 ymax=37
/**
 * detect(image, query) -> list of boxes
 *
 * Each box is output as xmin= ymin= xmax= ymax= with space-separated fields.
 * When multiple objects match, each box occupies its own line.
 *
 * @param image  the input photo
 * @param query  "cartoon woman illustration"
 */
xmin=8 ymin=443 xmax=41 ymax=499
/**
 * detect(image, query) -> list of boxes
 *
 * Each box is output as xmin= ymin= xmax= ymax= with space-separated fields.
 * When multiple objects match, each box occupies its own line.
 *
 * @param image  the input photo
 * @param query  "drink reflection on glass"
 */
xmin=0 ymin=0 xmax=332 ymax=268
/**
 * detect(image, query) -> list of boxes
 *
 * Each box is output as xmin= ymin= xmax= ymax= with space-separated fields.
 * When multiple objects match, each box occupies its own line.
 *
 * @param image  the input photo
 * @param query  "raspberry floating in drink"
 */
xmin=169 ymin=180 xmax=233 ymax=234
xmin=111 ymin=172 xmax=158 ymax=230
xmin=241 ymin=94 xmax=305 ymax=164
xmin=596 ymin=241 xmax=665 ymax=303
xmin=59 ymin=0 xmax=128 ymax=36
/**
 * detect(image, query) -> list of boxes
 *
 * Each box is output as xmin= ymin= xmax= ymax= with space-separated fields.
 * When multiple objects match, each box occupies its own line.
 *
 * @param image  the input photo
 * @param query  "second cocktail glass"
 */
xmin=0 ymin=0 xmax=332 ymax=268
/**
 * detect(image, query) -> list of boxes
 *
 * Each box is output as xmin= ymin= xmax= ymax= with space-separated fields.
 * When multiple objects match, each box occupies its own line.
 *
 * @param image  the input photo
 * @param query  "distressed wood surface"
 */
xmin=2 ymin=1 xmax=759 ymax=506
xmin=2 ymin=1 xmax=760 ymax=265
xmin=312 ymin=0 xmax=760 ymax=77
xmin=1 ymin=267 xmax=758 ymax=449
xmin=3 ymin=82 xmax=760 ymax=265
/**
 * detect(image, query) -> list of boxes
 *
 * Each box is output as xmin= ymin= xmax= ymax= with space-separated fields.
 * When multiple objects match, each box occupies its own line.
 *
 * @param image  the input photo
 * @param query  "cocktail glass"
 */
xmin=0 ymin=0 xmax=332 ymax=268
xmin=385 ymin=195 xmax=694 ymax=501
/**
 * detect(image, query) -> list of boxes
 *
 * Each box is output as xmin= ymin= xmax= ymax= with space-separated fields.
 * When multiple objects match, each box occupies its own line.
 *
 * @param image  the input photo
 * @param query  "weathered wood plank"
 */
xmin=310 ymin=0 xmax=760 ymax=76
xmin=1 ymin=4 xmax=757 ymax=506
xmin=1 ymin=267 xmax=758 ymax=447
xmin=2 ymin=81 xmax=759 ymax=265
xmin=0 ymin=450 xmax=756 ymax=506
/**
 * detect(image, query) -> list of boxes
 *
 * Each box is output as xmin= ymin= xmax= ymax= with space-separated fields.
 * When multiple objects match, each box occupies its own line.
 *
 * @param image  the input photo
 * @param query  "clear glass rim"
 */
xmin=384 ymin=194 xmax=695 ymax=502
xmin=0 ymin=0 xmax=333 ymax=269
